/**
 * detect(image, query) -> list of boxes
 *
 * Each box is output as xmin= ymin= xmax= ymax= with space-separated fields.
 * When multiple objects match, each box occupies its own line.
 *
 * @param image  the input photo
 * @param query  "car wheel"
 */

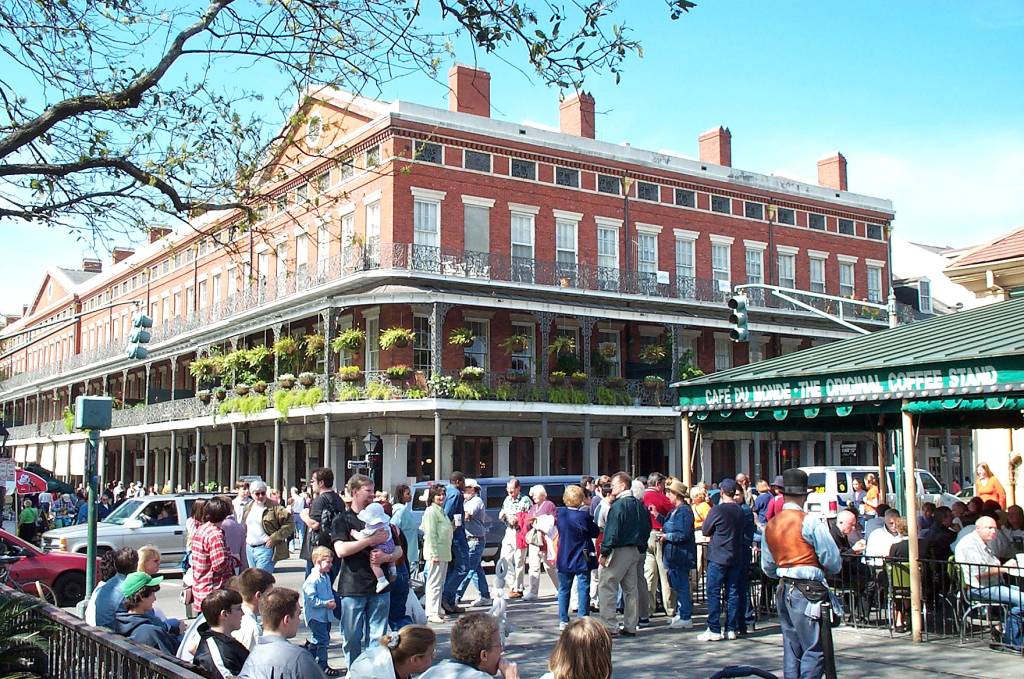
xmin=53 ymin=571 xmax=87 ymax=607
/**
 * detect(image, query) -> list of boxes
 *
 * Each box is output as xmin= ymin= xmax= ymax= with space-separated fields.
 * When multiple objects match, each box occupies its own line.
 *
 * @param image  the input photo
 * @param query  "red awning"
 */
xmin=15 ymin=468 xmax=48 ymax=494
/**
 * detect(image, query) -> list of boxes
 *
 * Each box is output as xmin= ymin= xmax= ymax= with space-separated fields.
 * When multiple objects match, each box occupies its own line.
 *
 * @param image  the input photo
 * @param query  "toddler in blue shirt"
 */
xmin=302 ymin=546 xmax=338 ymax=674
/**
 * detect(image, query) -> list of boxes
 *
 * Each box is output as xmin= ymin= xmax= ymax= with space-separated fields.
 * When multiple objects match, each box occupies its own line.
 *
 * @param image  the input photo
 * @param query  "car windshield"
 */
xmin=103 ymin=500 xmax=143 ymax=525
xmin=920 ymin=472 xmax=943 ymax=494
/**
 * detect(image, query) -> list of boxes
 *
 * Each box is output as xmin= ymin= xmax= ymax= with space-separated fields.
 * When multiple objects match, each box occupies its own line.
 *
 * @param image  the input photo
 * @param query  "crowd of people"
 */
xmin=65 ymin=460 xmax=1024 ymax=679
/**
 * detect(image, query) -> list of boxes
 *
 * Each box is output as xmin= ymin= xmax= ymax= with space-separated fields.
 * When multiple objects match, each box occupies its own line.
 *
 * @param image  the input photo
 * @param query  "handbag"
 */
xmin=525 ymin=527 xmax=545 ymax=548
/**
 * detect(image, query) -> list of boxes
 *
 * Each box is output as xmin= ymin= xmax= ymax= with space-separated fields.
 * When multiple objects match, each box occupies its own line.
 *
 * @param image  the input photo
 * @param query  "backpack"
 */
xmin=314 ymin=491 xmax=342 ymax=547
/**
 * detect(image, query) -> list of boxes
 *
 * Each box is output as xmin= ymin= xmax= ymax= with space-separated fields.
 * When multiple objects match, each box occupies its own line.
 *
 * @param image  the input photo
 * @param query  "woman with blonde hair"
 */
xmin=540 ymin=617 xmax=612 ymax=679
xmin=863 ymin=473 xmax=881 ymax=517
xmin=975 ymin=463 xmax=1007 ymax=510
xmin=554 ymin=485 xmax=600 ymax=630
xmin=348 ymin=625 xmax=437 ymax=679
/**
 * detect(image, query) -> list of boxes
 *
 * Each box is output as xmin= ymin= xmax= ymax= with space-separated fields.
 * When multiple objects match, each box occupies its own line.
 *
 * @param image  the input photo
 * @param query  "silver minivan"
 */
xmin=799 ymin=466 xmax=958 ymax=520
xmin=41 ymin=493 xmax=214 ymax=567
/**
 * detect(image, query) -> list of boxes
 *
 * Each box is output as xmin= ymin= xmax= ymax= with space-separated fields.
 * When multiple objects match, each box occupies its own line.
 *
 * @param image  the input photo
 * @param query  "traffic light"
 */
xmin=728 ymin=294 xmax=749 ymax=342
xmin=126 ymin=310 xmax=153 ymax=360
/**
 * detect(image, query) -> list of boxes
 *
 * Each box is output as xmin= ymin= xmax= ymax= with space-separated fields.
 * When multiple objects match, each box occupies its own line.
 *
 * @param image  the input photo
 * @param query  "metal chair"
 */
xmin=954 ymin=560 xmax=1009 ymax=646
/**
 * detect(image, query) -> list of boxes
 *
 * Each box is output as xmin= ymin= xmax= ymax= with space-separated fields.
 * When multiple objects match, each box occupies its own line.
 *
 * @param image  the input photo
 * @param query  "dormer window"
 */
xmin=918 ymin=278 xmax=932 ymax=313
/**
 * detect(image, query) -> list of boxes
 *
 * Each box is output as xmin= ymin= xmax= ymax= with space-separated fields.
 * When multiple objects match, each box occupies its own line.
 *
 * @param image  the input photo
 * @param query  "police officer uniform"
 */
xmin=761 ymin=468 xmax=842 ymax=679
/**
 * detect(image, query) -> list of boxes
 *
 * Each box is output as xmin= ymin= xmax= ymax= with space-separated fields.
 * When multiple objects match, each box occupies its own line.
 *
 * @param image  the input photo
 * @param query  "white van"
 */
xmin=799 ymin=466 xmax=958 ymax=520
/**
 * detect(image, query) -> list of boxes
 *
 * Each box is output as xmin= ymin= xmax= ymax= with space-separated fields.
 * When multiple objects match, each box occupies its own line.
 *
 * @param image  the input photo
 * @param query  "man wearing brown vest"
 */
xmin=761 ymin=468 xmax=841 ymax=679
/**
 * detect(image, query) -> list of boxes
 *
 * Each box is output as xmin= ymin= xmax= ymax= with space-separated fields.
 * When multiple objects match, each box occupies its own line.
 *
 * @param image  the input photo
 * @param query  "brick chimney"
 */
xmin=817 ymin=152 xmax=848 ymax=191
xmin=82 ymin=258 xmax=102 ymax=273
xmin=698 ymin=126 xmax=732 ymax=167
xmin=148 ymin=226 xmax=173 ymax=243
xmin=448 ymin=64 xmax=491 ymax=117
xmin=559 ymin=92 xmax=596 ymax=139
xmin=112 ymin=247 xmax=135 ymax=265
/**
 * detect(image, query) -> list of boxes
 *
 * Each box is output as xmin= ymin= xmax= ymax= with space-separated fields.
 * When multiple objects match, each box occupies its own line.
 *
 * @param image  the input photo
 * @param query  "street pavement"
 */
xmin=145 ymin=557 xmax=1021 ymax=678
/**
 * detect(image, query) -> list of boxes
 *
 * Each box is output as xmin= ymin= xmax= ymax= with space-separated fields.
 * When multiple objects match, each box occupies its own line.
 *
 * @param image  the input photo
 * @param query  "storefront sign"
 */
xmin=680 ymin=360 xmax=1024 ymax=411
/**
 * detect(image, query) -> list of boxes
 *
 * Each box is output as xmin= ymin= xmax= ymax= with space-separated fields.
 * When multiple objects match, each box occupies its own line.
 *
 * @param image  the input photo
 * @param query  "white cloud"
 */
xmin=853 ymin=133 xmax=1024 ymax=247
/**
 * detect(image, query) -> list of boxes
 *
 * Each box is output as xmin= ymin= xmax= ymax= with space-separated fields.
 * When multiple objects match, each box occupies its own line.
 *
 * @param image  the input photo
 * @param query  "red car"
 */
xmin=1 ymin=528 xmax=94 ymax=605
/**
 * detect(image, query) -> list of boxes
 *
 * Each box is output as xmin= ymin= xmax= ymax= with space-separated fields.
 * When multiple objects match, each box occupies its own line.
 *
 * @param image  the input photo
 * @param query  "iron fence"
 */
xmin=4 ymin=240 xmax=918 ymax=399
xmin=0 ymin=584 xmax=210 ymax=679
xmin=820 ymin=552 xmax=1024 ymax=652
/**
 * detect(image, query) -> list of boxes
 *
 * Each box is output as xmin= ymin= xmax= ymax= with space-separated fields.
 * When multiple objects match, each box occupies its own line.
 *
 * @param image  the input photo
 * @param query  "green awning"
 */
xmin=677 ymin=297 xmax=1024 ymax=414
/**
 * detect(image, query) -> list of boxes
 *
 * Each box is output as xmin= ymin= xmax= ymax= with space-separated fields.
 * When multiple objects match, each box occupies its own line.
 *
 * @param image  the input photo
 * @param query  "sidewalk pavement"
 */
xmin=146 ymin=558 xmax=1021 ymax=678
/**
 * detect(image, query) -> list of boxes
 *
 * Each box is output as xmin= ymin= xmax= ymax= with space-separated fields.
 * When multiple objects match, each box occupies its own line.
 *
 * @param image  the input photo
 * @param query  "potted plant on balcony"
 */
xmin=379 ymin=327 xmax=415 ymax=350
xmin=332 ymin=328 xmax=365 ymax=353
xmin=504 ymin=369 xmax=529 ymax=384
xmin=639 ymin=343 xmax=667 ymax=365
xmin=599 ymin=342 xmax=618 ymax=359
xmin=460 ymin=366 xmax=485 ymax=382
xmin=387 ymin=365 xmax=413 ymax=382
xmin=338 ymin=365 xmax=363 ymax=382
xmin=188 ymin=356 xmax=222 ymax=384
xmin=273 ymin=335 xmax=299 ymax=357
xmin=549 ymin=370 xmax=567 ymax=385
xmin=605 ymin=376 xmax=626 ymax=389
xmin=234 ymin=383 xmax=251 ymax=396
xmin=643 ymin=375 xmax=666 ymax=390
xmin=252 ymin=380 xmax=268 ymax=394
xmin=298 ymin=371 xmax=317 ymax=387
xmin=213 ymin=386 xmax=228 ymax=400
xmin=676 ymin=350 xmax=704 ymax=381
xmin=448 ymin=327 xmax=475 ymax=347
xmin=499 ymin=333 xmax=530 ymax=354
xmin=277 ymin=373 xmax=296 ymax=389
xmin=196 ymin=389 xmax=211 ymax=403
xmin=570 ymin=371 xmax=589 ymax=387
xmin=547 ymin=336 xmax=576 ymax=356
xmin=304 ymin=333 xmax=325 ymax=358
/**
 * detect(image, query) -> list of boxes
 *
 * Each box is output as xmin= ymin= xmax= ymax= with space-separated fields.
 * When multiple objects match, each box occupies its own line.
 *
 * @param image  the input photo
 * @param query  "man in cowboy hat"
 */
xmin=761 ymin=468 xmax=841 ymax=679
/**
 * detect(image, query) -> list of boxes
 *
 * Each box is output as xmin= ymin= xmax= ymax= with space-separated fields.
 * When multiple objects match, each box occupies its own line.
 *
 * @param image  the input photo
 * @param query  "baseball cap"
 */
xmin=122 ymin=571 xmax=163 ymax=598
xmin=465 ymin=479 xmax=479 ymax=489
xmin=718 ymin=478 xmax=739 ymax=496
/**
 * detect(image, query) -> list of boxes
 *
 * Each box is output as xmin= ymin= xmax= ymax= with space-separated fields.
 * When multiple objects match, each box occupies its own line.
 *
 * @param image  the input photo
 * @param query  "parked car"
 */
xmin=955 ymin=485 xmax=974 ymax=499
xmin=409 ymin=476 xmax=581 ymax=563
xmin=799 ymin=465 xmax=958 ymax=520
xmin=41 ymin=493 xmax=215 ymax=568
xmin=1 ymin=528 xmax=94 ymax=605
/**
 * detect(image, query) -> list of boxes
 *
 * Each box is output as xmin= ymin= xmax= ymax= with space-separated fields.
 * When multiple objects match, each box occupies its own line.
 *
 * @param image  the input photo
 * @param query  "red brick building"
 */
xmin=1 ymin=65 xmax=899 ymax=496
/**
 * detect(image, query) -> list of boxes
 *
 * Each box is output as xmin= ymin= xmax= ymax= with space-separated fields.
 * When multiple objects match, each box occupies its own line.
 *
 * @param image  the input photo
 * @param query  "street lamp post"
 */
xmin=347 ymin=427 xmax=382 ymax=485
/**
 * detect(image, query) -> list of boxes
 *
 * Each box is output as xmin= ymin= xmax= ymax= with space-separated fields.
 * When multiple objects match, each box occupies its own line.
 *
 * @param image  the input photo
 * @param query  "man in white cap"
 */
xmin=242 ymin=481 xmax=293 ymax=573
xmin=457 ymin=479 xmax=492 ymax=607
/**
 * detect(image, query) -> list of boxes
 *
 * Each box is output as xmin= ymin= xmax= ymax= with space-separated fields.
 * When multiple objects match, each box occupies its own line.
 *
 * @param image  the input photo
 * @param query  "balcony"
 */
xmin=5 ymin=371 xmax=671 ymax=440
xmin=2 ymin=241 xmax=910 ymax=394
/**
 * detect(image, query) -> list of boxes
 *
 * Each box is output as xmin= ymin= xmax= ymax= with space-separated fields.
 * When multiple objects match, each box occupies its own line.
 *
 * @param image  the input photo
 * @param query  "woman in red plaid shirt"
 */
xmin=190 ymin=496 xmax=239 ymax=612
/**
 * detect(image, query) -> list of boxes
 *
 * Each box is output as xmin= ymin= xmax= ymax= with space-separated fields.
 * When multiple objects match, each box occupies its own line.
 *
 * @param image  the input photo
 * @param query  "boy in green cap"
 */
xmin=112 ymin=571 xmax=177 ymax=655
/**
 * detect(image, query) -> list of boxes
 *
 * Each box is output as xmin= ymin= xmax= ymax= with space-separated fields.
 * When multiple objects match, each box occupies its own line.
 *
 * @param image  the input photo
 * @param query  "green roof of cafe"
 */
xmin=675 ymin=296 xmax=1024 ymax=420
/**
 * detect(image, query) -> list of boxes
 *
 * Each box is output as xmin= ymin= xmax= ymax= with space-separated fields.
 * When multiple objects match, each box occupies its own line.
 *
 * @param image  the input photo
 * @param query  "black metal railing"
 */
xmin=0 ymin=584 xmax=210 ymax=679
xmin=820 ymin=552 xmax=1024 ymax=650
xmin=2 ymin=240 xmax=916 ymax=395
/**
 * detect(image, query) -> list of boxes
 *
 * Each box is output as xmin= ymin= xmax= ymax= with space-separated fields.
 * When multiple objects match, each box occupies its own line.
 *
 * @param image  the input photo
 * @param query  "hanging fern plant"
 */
xmin=379 ymin=327 xmax=415 ymax=350
xmin=332 ymin=328 xmax=365 ymax=353
xmin=448 ymin=327 xmax=475 ymax=347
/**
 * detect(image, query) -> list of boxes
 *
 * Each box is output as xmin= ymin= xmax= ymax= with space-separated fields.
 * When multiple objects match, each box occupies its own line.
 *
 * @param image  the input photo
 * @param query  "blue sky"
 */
xmin=2 ymin=0 xmax=1022 ymax=314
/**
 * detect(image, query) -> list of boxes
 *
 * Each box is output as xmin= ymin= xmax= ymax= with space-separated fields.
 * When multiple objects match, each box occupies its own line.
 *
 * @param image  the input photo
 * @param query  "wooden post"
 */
xmin=901 ymin=406 xmax=923 ymax=642
xmin=876 ymin=429 xmax=887 ymax=501
xmin=681 ymin=413 xmax=693 ymax=487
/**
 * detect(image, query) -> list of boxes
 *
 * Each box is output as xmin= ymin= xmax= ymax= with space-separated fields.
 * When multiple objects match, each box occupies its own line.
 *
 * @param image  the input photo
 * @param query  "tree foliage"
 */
xmin=0 ymin=0 xmax=695 ymax=248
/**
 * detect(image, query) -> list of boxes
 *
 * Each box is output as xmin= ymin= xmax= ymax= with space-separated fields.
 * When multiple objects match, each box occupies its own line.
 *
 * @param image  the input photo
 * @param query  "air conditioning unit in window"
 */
xmin=656 ymin=270 xmax=670 ymax=284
